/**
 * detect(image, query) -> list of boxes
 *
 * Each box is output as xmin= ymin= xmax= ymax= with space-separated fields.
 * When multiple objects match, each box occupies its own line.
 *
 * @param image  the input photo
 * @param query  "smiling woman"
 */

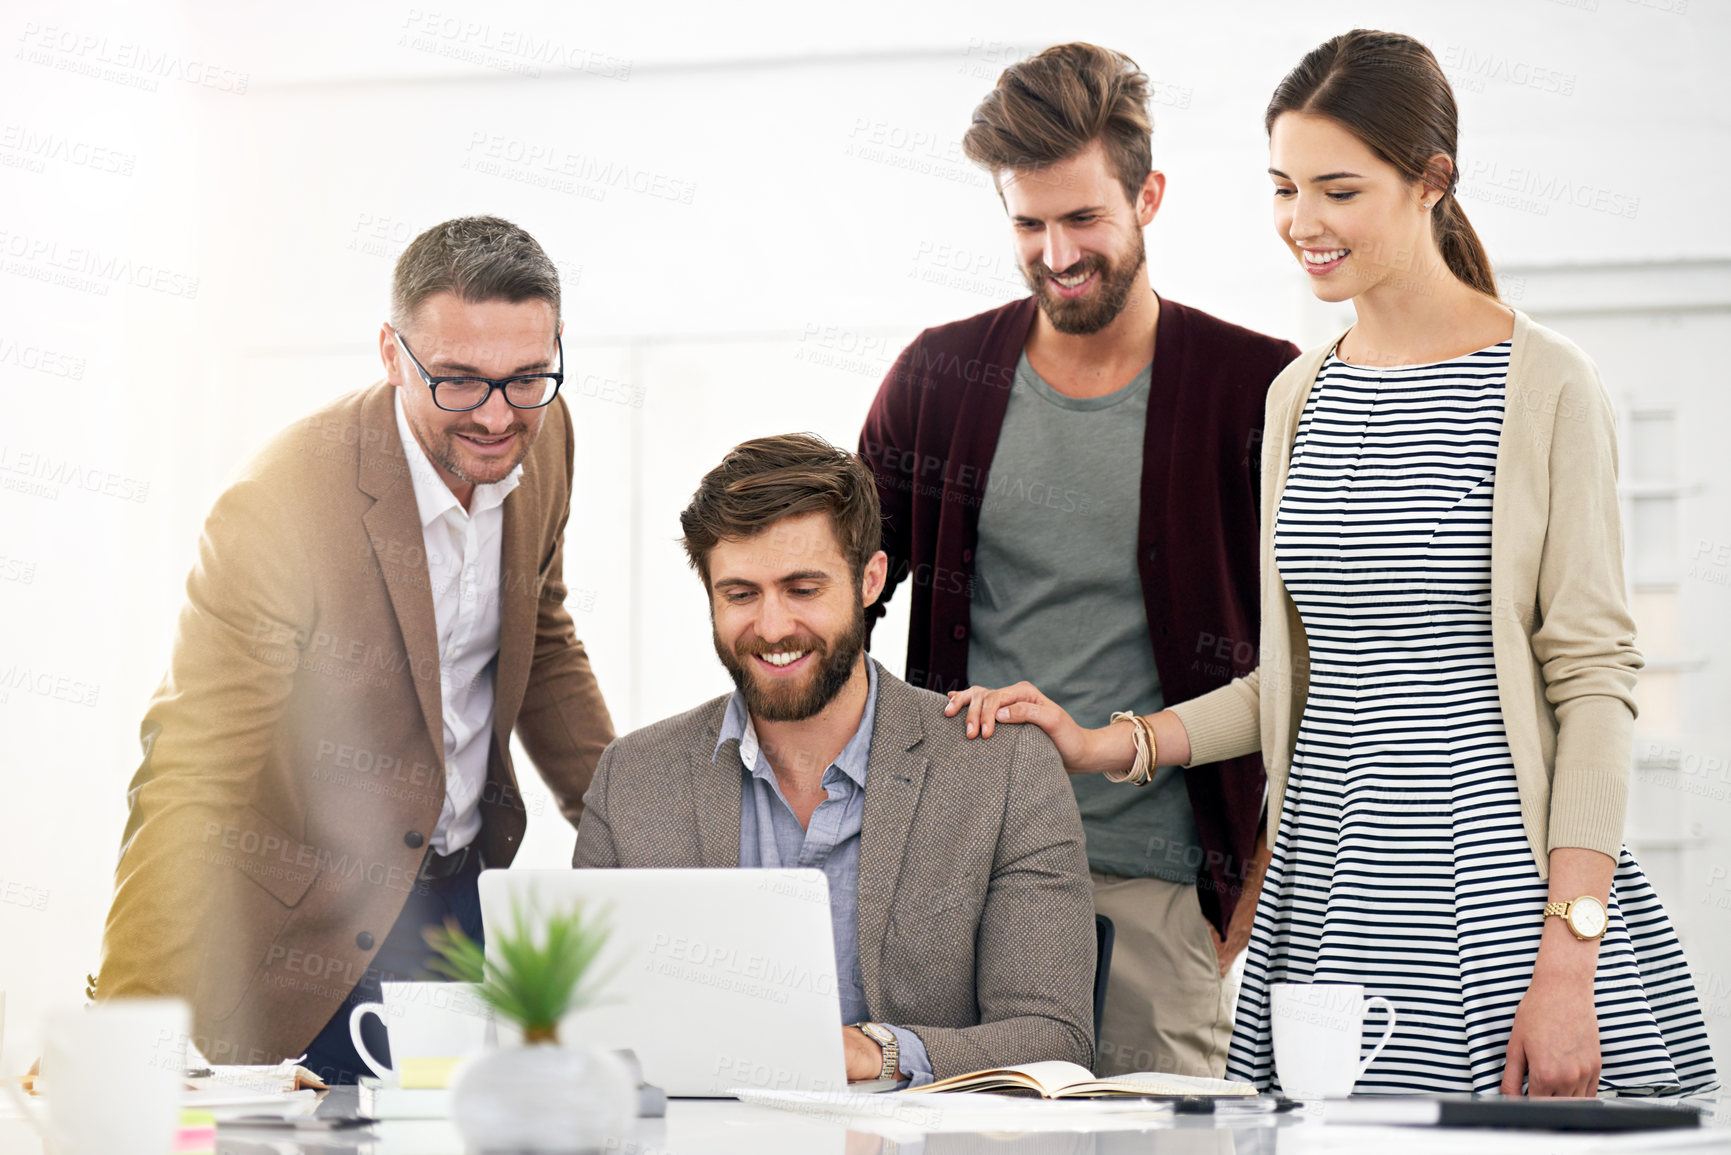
xmin=946 ymin=28 xmax=1720 ymax=1101
xmin=1265 ymin=30 xmax=1498 ymax=306
xmin=1220 ymin=29 xmax=1717 ymax=1098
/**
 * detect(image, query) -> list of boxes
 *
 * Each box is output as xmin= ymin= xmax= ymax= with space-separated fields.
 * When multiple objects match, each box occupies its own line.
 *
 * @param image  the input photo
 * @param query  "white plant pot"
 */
xmin=449 ymin=1042 xmax=636 ymax=1152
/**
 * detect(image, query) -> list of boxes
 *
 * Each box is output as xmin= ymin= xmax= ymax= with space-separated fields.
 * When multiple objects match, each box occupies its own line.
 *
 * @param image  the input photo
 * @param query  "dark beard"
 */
xmin=1023 ymin=230 xmax=1147 ymax=336
xmin=713 ymin=603 xmax=867 ymax=723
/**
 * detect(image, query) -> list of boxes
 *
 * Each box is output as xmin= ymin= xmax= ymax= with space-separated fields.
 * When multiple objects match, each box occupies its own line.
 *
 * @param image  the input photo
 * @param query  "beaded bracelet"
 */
xmin=1105 ymin=711 xmax=1156 ymax=787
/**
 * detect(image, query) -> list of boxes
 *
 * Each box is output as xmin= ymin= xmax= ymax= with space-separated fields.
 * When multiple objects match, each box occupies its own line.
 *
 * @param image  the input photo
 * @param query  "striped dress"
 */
xmin=1226 ymin=342 xmax=1719 ymax=1094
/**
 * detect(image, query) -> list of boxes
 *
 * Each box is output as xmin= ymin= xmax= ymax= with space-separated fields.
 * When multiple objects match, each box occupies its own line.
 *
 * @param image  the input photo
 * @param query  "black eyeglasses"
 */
xmin=393 ymin=328 xmax=564 ymax=412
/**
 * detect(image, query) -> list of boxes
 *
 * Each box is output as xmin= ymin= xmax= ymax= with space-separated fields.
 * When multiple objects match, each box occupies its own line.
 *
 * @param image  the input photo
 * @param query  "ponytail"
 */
xmin=1434 ymin=194 xmax=1497 ymax=299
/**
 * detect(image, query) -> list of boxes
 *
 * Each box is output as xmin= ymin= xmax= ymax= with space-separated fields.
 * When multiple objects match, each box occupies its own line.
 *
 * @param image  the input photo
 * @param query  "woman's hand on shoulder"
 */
xmin=944 ymin=682 xmax=1115 ymax=773
xmin=945 ymin=681 xmax=1061 ymax=740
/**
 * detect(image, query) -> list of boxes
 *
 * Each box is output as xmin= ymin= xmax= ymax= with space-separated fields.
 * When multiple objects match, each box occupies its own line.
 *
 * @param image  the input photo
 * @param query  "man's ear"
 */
xmin=1135 ymin=169 xmax=1167 ymax=229
xmin=860 ymin=550 xmax=889 ymax=609
xmin=379 ymin=322 xmax=402 ymax=386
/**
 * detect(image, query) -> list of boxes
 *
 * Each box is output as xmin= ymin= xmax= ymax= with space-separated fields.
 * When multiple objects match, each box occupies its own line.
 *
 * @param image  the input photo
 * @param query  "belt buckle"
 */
xmin=417 ymin=844 xmax=468 ymax=882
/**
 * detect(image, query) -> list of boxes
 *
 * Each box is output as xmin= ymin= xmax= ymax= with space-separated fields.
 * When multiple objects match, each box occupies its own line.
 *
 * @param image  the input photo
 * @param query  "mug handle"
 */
xmin=1357 ymin=996 xmax=1396 ymax=1080
xmin=0 ymin=1073 xmax=62 ymax=1149
xmin=347 ymin=1002 xmax=394 ymax=1080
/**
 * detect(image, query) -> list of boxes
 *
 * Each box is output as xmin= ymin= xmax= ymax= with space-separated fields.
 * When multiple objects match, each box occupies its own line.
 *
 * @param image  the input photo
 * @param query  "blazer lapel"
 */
xmin=357 ymin=384 xmax=444 ymax=766
xmin=689 ymin=706 xmax=743 ymax=868
xmin=492 ymin=467 xmax=541 ymax=748
xmin=856 ymin=663 xmax=928 ymax=1012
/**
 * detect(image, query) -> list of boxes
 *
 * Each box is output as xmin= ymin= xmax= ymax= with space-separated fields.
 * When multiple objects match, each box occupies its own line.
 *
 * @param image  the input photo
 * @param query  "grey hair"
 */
xmin=389 ymin=215 xmax=561 ymax=333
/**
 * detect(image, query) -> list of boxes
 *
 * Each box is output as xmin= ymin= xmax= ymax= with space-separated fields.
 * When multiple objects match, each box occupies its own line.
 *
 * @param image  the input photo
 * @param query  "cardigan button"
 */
xmin=961 ymin=548 xmax=973 ymax=564
xmin=952 ymin=625 xmax=967 ymax=641
xmin=356 ymin=932 xmax=375 ymax=951
xmin=404 ymin=831 xmax=425 ymax=849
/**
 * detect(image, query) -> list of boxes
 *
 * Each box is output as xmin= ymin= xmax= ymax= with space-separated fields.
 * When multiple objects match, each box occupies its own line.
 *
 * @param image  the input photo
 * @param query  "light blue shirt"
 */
xmin=713 ymin=661 xmax=933 ymax=1086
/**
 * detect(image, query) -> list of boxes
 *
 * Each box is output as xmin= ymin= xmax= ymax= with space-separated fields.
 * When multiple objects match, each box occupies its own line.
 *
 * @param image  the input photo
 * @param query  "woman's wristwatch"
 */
xmin=1543 ymin=895 xmax=1608 ymax=941
xmin=855 ymin=1021 xmax=899 ymax=1081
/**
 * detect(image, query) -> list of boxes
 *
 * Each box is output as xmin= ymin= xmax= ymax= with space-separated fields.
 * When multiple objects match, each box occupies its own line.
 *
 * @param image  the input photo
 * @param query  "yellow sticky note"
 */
xmin=399 ymin=1056 xmax=460 ymax=1089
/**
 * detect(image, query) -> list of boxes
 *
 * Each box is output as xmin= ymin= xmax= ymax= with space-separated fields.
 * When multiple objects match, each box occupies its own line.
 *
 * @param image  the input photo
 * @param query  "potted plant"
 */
xmin=425 ymin=899 xmax=635 ymax=1152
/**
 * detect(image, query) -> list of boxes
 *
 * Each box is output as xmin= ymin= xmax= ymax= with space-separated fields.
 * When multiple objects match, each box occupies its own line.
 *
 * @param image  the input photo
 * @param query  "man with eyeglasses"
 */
xmin=95 ymin=216 xmax=616 ymax=1084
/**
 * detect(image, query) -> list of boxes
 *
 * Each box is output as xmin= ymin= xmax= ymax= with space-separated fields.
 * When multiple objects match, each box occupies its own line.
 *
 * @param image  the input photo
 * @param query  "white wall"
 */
xmin=2 ymin=0 xmax=1727 ymax=1072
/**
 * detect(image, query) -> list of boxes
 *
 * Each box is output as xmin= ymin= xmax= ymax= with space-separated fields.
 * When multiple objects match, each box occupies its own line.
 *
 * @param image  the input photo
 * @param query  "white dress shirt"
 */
xmin=393 ymin=390 xmax=522 ymax=854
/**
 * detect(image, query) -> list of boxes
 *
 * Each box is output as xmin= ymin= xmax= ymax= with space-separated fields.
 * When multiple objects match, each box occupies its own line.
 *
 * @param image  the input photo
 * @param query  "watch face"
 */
xmin=1569 ymin=896 xmax=1607 ymax=939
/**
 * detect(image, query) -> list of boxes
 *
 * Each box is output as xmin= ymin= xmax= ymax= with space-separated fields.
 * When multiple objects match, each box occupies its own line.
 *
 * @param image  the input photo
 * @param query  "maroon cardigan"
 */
xmin=858 ymin=295 xmax=1299 ymax=933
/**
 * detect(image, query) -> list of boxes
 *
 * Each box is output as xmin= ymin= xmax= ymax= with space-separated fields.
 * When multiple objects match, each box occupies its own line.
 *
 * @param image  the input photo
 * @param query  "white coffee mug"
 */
xmin=15 ymin=998 xmax=189 ymax=1154
xmin=1271 ymin=982 xmax=1396 ymax=1098
xmin=349 ymin=982 xmax=492 ymax=1087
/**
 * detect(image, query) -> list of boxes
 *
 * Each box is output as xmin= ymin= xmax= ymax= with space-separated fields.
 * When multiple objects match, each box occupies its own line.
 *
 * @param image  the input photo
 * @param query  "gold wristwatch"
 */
xmin=1543 ymin=895 xmax=1608 ymax=941
xmin=855 ymin=1021 xmax=899 ymax=1081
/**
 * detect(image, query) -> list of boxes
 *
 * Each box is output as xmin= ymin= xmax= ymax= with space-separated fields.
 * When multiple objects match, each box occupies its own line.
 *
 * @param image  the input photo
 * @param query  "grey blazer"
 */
xmin=573 ymin=660 xmax=1095 ymax=1077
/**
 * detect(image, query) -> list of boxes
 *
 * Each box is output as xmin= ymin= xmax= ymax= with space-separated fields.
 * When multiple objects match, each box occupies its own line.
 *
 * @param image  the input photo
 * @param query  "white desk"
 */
xmin=3 ymin=1089 xmax=1726 ymax=1153
xmin=242 ymin=1089 xmax=1731 ymax=1154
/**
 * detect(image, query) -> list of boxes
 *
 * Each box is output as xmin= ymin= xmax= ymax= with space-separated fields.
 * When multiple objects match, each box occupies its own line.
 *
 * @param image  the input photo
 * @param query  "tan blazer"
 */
xmin=1170 ymin=310 xmax=1641 ymax=875
xmin=574 ymin=662 xmax=1096 ymax=1078
xmin=98 ymin=382 xmax=615 ymax=1064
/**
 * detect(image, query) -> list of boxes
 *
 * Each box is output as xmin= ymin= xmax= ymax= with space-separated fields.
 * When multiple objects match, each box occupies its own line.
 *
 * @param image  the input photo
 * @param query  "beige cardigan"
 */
xmin=1169 ymin=310 xmax=1640 ymax=878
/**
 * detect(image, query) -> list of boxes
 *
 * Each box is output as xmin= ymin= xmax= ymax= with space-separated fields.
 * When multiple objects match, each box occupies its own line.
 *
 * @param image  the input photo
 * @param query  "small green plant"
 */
xmin=424 ymin=898 xmax=612 ymax=1045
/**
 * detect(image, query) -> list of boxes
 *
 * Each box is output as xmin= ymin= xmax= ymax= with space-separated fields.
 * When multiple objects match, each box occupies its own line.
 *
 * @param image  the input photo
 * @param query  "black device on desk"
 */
xmin=221 ymin=1115 xmax=376 ymax=1131
xmin=1325 ymin=1096 xmax=1702 ymax=1131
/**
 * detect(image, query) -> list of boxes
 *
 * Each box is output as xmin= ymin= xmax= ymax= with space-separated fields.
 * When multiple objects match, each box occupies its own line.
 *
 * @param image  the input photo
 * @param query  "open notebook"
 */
xmin=902 ymin=1060 xmax=1256 ymax=1099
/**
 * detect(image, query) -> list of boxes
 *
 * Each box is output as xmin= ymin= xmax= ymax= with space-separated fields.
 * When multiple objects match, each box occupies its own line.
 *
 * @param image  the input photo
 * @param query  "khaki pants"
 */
xmin=1090 ymin=870 xmax=1236 ymax=1078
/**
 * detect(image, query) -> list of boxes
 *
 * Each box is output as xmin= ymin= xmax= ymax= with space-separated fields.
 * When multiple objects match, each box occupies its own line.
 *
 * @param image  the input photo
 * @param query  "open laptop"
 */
xmin=477 ymin=868 xmax=850 ymax=1097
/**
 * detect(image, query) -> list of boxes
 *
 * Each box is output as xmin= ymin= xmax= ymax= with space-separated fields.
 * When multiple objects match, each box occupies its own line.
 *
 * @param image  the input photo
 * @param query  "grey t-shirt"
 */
xmin=966 ymin=353 xmax=1203 ymax=883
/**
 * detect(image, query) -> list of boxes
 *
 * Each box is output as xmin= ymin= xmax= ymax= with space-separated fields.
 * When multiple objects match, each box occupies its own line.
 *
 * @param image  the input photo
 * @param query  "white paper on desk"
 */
xmin=1275 ymin=1121 xmax=1730 ymax=1154
xmin=0 ymin=1090 xmax=44 ymax=1121
xmin=731 ymin=1088 xmax=1172 ymax=1139
xmin=182 ymin=1054 xmax=323 ymax=1118
xmin=179 ymin=1086 xmax=319 ymax=1118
